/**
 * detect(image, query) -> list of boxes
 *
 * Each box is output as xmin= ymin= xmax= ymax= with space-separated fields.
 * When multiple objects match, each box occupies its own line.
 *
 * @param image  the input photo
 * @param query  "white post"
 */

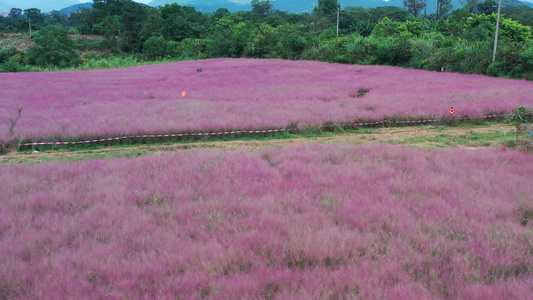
xmin=492 ymin=0 xmax=502 ymax=62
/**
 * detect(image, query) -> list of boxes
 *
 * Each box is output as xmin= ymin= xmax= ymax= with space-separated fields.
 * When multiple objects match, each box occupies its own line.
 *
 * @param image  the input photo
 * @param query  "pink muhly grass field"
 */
xmin=2 ymin=58 xmax=533 ymax=144
xmin=1 ymin=144 xmax=532 ymax=299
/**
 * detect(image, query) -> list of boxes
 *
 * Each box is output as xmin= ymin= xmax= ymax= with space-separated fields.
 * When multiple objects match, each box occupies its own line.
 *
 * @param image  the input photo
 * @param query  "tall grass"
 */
xmin=25 ymin=56 xmax=185 ymax=72
xmin=1 ymin=58 xmax=532 ymax=146
xmin=1 ymin=144 xmax=532 ymax=298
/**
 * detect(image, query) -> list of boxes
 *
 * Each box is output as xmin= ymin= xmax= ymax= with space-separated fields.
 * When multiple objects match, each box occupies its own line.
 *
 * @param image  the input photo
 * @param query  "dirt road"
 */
xmin=0 ymin=123 xmax=515 ymax=164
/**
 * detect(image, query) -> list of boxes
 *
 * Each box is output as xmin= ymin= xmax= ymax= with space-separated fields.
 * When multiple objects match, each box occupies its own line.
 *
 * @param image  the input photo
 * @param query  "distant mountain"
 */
xmin=147 ymin=0 xmax=533 ymax=14
xmin=148 ymin=0 xmax=190 ymax=6
xmin=270 ymin=0 xmax=316 ymax=13
xmin=186 ymin=0 xmax=251 ymax=12
xmin=1 ymin=0 xmax=532 ymax=15
xmin=0 ymin=1 xmax=88 ymax=13
xmin=58 ymin=3 xmax=93 ymax=15
xmin=147 ymin=0 xmax=250 ymax=12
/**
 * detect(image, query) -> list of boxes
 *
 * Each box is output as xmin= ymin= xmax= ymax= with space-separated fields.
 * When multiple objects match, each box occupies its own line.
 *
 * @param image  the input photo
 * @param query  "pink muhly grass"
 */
xmin=1 ymin=58 xmax=533 ymax=144
xmin=0 ymin=144 xmax=532 ymax=298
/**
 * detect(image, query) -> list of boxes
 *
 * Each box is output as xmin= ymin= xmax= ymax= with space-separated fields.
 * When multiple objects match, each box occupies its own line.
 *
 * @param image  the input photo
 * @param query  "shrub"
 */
xmin=26 ymin=25 xmax=81 ymax=68
xmin=167 ymin=38 xmax=208 ymax=60
xmin=514 ymin=45 xmax=533 ymax=80
xmin=506 ymin=105 xmax=533 ymax=148
xmin=143 ymin=36 xmax=167 ymax=60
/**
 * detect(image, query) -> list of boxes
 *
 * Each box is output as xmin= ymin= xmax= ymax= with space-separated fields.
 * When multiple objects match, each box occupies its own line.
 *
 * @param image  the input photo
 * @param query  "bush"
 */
xmin=341 ymin=35 xmax=373 ymax=64
xmin=0 ymin=60 xmax=27 ymax=72
xmin=451 ymin=41 xmax=492 ymax=74
xmin=167 ymin=38 xmax=209 ymax=60
xmin=143 ymin=36 xmax=167 ymax=60
xmin=301 ymin=36 xmax=347 ymax=63
xmin=273 ymin=24 xmax=312 ymax=59
xmin=407 ymin=34 xmax=439 ymax=69
xmin=375 ymin=35 xmax=412 ymax=65
xmin=26 ymin=25 xmax=81 ymax=68
xmin=514 ymin=45 xmax=533 ymax=80
xmin=82 ymin=51 xmax=102 ymax=61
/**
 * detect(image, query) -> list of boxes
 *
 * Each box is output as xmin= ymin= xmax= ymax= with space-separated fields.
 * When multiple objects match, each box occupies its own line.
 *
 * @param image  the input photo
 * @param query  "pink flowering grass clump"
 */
xmin=1 ymin=58 xmax=533 ymax=145
xmin=1 ymin=144 xmax=532 ymax=299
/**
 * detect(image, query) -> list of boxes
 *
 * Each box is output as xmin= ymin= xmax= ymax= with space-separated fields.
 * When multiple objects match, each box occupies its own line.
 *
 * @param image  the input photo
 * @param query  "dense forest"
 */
xmin=1 ymin=0 xmax=533 ymax=80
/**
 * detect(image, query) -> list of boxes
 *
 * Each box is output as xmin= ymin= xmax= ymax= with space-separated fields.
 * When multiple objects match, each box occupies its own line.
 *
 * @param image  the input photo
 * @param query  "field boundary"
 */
xmin=16 ymin=114 xmax=505 ymax=147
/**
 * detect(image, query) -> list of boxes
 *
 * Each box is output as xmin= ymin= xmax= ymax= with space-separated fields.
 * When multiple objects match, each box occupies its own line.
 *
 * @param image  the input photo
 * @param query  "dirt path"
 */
xmin=0 ymin=123 xmax=514 ymax=164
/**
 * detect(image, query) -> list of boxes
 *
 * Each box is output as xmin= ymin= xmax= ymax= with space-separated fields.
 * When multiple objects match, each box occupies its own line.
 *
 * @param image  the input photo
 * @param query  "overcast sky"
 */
xmin=126 ymin=0 xmax=533 ymax=4
xmin=129 ymin=0 xmax=251 ymax=3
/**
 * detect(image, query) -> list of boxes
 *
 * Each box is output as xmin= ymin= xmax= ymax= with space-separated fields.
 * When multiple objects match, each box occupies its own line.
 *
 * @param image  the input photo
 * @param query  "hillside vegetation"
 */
xmin=1 ymin=0 xmax=533 ymax=80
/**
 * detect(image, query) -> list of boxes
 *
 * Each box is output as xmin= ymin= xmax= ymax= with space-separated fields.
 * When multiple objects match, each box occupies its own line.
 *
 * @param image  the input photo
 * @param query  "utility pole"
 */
xmin=336 ymin=4 xmax=340 ymax=37
xmin=492 ymin=0 xmax=502 ymax=62
xmin=29 ymin=18 xmax=32 ymax=37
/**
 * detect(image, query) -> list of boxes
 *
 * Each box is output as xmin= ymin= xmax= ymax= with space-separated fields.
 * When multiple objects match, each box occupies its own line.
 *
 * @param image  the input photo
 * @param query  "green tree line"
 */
xmin=1 ymin=0 xmax=533 ymax=80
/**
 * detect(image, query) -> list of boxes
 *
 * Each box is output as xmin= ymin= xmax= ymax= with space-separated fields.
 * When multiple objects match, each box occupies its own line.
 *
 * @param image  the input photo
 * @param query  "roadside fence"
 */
xmin=17 ymin=114 xmax=506 ymax=147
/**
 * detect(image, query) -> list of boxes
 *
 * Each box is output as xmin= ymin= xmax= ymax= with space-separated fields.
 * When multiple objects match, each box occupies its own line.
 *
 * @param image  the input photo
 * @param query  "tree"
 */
xmin=143 ymin=36 xmax=167 ymax=60
xmin=436 ymin=0 xmax=453 ymax=20
xmin=118 ymin=0 xmax=149 ymax=52
xmin=8 ymin=8 xmax=22 ymax=20
xmin=251 ymin=0 xmax=273 ymax=15
xmin=206 ymin=15 xmax=250 ymax=57
xmin=245 ymin=23 xmax=278 ymax=58
xmin=0 ymin=15 xmax=7 ymax=31
xmin=461 ymin=0 xmax=479 ymax=13
xmin=71 ymin=7 xmax=99 ymax=34
xmin=477 ymin=0 xmax=497 ymax=14
xmin=24 ymin=8 xmax=44 ymax=26
xmin=160 ymin=4 xmax=208 ymax=42
xmin=138 ymin=10 xmax=163 ymax=48
xmin=83 ymin=0 xmax=149 ymax=52
xmin=464 ymin=13 xmax=532 ymax=43
xmin=92 ymin=0 xmax=128 ymax=17
xmin=372 ymin=17 xmax=409 ymax=37
xmin=403 ymin=0 xmax=426 ymax=17
xmin=212 ymin=8 xmax=231 ymax=20
xmin=371 ymin=6 xmax=411 ymax=20
xmin=26 ymin=25 xmax=81 ymax=67
xmin=274 ymin=24 xmax=312 ymax=59
xmin=314 ymin=0 xmax=339 ymax=16
xmin=94 ymin=16 xmax=123 ymax=51
xmin=45 ymin=11 xmax=71 ymax=26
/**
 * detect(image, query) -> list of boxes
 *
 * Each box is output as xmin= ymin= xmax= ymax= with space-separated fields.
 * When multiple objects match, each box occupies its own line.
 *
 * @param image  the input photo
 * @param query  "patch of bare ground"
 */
xmin=0 ymin=33 xmax=35 ymax=51
xmin=0 ymin=123 xmax=517 ymax=165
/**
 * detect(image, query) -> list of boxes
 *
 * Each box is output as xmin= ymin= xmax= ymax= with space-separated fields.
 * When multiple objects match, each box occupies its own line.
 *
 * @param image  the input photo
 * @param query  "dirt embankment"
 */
xmin=0 ymin=33 xmax=35 ymax=51
xmin=0 ymin=33 xmax=104 ymax=52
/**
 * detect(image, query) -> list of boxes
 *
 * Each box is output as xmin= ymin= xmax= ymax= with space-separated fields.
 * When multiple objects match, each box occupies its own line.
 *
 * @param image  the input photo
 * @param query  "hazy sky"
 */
xmin=130 ymin=0 xmax=251 ymax=3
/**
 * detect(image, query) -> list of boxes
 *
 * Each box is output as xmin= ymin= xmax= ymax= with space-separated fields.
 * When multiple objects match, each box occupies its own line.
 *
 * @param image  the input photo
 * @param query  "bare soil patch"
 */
xmin=0 ymin=33 xmax=35 ymax=51
xmin=1 ymin=123 xmax=515 ymax=164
